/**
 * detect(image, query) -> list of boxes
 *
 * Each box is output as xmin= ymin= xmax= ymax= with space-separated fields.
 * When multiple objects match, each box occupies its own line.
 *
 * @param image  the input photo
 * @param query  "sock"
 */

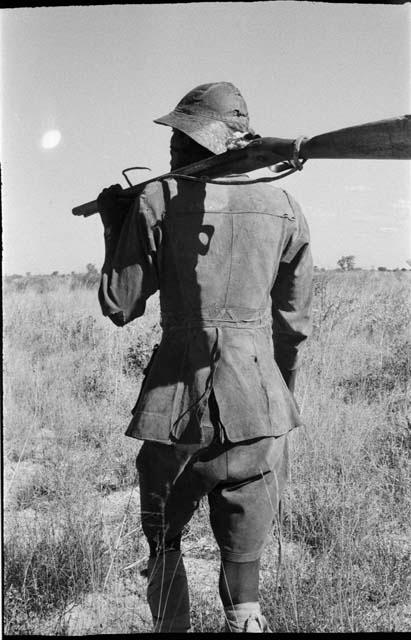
xmin=219 ymin=559 xmax=260 ymax=605
xmin=147 ymin=551 xmax=191 ymax=633
xmin=224 ymin=601 xmax=264 ymax=632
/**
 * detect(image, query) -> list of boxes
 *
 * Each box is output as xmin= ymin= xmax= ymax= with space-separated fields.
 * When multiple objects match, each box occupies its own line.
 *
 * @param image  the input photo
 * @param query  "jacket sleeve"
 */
xmin=98 ymin=182 xmax=164 ymax=326
xmin=271 ymin=190 xmax=313 ymax=387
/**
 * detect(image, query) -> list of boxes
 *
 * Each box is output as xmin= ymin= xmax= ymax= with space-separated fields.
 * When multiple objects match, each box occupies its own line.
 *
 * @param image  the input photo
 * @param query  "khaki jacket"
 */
xmin=99 ymin=175 xmax=313 ymax=443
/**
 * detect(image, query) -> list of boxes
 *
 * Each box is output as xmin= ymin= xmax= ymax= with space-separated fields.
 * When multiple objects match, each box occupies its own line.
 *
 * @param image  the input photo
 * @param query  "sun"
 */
xmin=41 ymin=129 xmax=62 ymax=150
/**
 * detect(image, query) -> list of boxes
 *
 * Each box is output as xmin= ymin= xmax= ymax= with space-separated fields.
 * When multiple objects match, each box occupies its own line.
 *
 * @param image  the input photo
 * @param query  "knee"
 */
xmin=148 ymin=532 xmax=182 ymax=557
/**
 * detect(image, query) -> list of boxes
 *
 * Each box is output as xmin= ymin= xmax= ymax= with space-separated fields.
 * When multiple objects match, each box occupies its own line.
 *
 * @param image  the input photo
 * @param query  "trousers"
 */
xmin=136 ymin=409 xmax=289 ymax=562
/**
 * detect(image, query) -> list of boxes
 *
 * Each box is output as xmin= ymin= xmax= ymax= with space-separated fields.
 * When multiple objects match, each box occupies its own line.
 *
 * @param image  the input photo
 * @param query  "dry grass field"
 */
xmin=3 ymin=270 xmax=411 ymax=634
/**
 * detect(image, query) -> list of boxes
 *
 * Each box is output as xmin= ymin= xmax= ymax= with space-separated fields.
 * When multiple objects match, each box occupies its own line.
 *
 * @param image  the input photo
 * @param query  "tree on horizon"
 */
xmin=337 ymin=255 xmax=356 ymax=271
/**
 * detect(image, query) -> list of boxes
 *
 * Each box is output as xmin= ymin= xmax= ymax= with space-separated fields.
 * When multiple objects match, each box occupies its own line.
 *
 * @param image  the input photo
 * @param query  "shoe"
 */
xmin=223 ymin=613 xmax=272 ymax=633
xmin=243 ymin=613 xmax=271 ymax=632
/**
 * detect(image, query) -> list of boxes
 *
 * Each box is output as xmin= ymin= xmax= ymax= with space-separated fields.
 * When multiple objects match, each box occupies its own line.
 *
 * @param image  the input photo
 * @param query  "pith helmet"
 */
xmin=154 ymin=82 xmax=253 ymax=154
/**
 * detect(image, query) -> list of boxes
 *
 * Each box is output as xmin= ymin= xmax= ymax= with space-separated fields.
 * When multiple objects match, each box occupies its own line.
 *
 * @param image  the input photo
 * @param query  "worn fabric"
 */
xmin=153 ymin=82 xmax=253 ymax=155
xmin=136 ymin=422 xmax=289 ymax=563
xmin=99 ymin=174 xmax=313 ymax=444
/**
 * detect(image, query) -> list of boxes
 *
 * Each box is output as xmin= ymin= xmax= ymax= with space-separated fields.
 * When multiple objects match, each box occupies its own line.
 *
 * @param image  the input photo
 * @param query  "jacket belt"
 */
xmin=160 ymin=312 xmax=272 ymax=330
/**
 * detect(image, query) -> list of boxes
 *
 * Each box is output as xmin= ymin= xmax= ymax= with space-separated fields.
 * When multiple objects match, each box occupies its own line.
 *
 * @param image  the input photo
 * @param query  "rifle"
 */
xmin=72 ymin=115 xmax=411 ymax=218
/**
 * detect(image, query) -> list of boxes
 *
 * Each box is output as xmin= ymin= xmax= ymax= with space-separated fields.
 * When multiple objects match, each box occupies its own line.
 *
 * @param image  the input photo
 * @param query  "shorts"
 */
xmin=136 ymin=420 xmax=289 ymax=562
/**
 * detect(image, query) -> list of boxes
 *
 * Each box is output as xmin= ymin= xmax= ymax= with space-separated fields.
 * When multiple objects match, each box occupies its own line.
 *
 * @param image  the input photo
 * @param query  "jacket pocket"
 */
xmin=131 ymin=343 xmax=159 ymax=415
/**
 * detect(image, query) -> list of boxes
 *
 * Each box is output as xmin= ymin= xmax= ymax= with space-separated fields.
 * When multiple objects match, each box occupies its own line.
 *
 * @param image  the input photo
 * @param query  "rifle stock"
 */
xmin=72 ymin=115 xmax=410 ymax=218
xmin=303 ymin=115 xmax=411 ymax=160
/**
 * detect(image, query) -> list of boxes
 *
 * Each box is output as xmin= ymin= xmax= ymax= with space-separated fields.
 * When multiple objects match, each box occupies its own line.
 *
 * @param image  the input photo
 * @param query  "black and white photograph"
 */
xmin=2 ymin=1 xmax=410 ymax=635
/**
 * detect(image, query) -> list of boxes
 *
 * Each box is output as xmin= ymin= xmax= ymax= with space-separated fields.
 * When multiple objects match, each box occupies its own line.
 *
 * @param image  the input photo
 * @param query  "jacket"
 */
xmin=99 ymin=174 xmax=313 ymax=443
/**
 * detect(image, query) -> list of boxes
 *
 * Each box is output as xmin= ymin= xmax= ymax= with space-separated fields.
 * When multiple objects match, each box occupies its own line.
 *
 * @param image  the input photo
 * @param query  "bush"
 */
xmin=4 ymin=508 xmax=109 ymax=634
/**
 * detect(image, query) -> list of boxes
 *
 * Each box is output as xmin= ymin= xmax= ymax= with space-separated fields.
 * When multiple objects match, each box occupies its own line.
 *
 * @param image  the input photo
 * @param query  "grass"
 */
xmin=3 ymin=270 xmax=411 ymax=634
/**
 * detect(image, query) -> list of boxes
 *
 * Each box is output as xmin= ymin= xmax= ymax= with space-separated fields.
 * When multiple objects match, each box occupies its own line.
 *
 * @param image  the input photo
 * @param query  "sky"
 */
xmin=2 ymin=1 xmax=410 ymax=274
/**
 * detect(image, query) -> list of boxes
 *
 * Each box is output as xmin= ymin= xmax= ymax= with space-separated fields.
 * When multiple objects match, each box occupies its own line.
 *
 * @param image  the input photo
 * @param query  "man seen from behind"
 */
xmin=97 ymin=81 xmax=313 ymax=633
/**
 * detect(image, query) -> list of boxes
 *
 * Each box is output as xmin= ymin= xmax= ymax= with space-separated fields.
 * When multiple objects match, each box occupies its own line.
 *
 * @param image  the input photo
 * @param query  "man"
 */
xmin=97 ymin=82 xmax=313 ymax=633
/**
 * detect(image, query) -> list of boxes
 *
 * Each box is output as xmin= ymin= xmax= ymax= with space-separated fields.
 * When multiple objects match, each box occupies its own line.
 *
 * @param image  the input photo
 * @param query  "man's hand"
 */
xmin=97 ymin=184 xmax=131 ymax=231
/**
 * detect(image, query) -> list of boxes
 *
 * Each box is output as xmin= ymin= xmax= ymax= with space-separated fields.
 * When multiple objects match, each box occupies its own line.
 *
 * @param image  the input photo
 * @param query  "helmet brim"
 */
xmin=154 ymin=111 xmax=238 ymax=155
